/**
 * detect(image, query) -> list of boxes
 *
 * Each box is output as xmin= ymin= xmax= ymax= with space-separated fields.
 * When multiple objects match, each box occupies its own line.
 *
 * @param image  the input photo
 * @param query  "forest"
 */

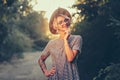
xmin=0 ymin=0 xmax=120 ymax=80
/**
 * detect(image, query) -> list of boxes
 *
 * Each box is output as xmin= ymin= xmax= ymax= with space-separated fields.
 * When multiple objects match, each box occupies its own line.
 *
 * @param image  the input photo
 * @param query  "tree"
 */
xmin=0 ymin=0 xmax=49 ymax=62
xmin=0 ymin=0 xmax=34 ymax=62
xmin=71 ymin=0 xmax=120 ymax=80
xmin=93 ymin=63 xmax=120 ymax=80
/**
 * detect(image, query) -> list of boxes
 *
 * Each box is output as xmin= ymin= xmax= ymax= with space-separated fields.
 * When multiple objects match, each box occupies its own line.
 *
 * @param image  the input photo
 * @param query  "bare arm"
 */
xmin=64 ymin=30 xmax=82 ymax=62
xmin=64 ymin=39 xmax=78 ymax=62
xmin=38 ymin=53 xmax=49 ymax=73
xmin=38 ymin=42 xmax=56 ymax=77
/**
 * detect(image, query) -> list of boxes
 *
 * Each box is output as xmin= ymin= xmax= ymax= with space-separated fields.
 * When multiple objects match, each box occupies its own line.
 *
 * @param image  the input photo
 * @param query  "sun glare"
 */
xmin=30 ymin=0 xmax=77 ymax=39
xmin=32 ymin=0 xmax=76 ymax=21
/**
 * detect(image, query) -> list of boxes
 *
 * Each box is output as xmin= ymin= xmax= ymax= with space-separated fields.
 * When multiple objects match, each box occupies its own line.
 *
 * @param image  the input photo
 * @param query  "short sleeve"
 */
xmin=41 ymin=41 xmax=51 ymax=57
xmin=72 ymin=35 xmax=82 ymax=53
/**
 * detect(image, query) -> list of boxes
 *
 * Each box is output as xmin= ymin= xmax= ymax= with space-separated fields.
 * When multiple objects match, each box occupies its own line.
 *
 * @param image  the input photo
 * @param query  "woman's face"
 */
xmin=56 ymin=16 xmax=70 ymax=32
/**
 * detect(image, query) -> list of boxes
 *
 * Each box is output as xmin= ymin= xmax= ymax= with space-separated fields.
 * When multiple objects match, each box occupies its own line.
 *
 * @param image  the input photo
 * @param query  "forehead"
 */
xmin=56 ymin=16 xmax=65 ymax=21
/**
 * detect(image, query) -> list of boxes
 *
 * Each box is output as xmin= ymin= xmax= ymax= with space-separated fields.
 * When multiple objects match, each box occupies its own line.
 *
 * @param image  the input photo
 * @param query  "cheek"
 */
xmin=53 ymin=26 xmax=58 ymax=30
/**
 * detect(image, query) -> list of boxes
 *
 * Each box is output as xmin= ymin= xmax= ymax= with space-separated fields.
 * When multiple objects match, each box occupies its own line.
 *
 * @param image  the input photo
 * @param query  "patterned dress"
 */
xmin=41 ymin=35 xmax=82 ymax=80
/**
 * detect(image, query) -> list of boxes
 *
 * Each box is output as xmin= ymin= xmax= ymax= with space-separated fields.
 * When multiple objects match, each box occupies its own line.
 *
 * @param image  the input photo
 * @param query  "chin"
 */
xmin=58 ymin=27 xmax=68 ymax=32
xmin=62 ymin=28 xmax=68 ymax=31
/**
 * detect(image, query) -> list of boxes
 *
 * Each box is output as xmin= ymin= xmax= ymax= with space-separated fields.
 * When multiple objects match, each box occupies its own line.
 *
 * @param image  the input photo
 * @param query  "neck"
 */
xmin=59 ymin=32 xmax=65 ymax=39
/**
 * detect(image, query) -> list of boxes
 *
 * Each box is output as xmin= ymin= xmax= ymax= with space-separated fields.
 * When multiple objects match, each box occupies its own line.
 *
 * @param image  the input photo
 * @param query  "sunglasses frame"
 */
xmin=57 ymin=14 xmax=70 ymax=25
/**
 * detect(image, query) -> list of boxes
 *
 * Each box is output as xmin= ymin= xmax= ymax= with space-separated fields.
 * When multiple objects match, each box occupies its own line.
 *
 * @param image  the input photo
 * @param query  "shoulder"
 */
xmin=47 ymin=40 xmax=54 ymax=44
xmin=70 ymin=35 xmax=82 ymax=40
xmin=47 ymin=39 xmax=57 ymax=45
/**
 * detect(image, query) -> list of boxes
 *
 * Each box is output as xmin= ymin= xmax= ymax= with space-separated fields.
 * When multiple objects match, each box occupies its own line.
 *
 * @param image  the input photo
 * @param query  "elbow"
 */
xmin=38 ymin=56 xmax=46 ymax=65
xmin=38 ymin=58 xmax=42 ymax=64
xmin=67 ymin=58 xmax=73 ymax=63
xmin=38 ymin=55 xmax=45 ymax=64
xmin=38 ymin=58 xmax=40 ymax=64
xmin=67 ymin=55 xmax=75 ymax=62
xmin=67 ymin=54 xmax=75 ymax=62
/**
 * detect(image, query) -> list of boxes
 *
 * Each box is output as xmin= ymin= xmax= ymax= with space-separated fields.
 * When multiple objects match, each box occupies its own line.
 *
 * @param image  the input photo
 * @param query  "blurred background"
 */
xmin=0 ymin=0 xmax=120 ymax=80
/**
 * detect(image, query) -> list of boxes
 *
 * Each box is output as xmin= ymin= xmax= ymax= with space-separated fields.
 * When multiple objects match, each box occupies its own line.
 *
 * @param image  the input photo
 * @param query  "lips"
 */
xmin=62 ymin=26 xmax=67 ymax=28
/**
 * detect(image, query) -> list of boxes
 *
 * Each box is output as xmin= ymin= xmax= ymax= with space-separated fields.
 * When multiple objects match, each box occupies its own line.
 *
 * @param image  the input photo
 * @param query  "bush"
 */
xmin=0 ymin=28 xmax=33 ymax=62
xmin=93 ymin=63 xmax=120 ymax=80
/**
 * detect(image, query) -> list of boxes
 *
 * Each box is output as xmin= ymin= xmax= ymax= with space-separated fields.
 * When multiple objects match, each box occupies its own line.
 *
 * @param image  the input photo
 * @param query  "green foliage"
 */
xmin=0 ymin=27 xmax=33 ymax=61
xmin=93 ymin=63 xmax=120 ymax=80
xmin=108 ymin=16 xmax=120 ymax=41
xmin=0 ymin=0 xmax=33 ymax=62
xmin=18 ymin=11 xmax=49 ymax=50
xmin=72 ymin=0 xmax=120 ymax=80
xmin=19 ymin=11 xmax=48 ymax=40
xmin=0 ymin=0 xmax=49 ymax=62
xmin=73 ymin=0 xmax=111 ymax=21
xmin=4 ymin=28 xmax=33 ymax=52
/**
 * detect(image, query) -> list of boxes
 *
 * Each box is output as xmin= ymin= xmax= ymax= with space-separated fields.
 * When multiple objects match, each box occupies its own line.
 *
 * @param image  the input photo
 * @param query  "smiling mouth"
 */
xmin=58 ymin=27 xmax=67 ymax=31
xmin=62 ymin=25 xmax=68 ymax=28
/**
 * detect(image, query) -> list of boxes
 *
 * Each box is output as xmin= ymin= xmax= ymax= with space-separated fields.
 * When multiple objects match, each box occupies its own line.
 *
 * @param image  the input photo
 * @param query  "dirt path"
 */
xmin=0 ymin=51 xmax=52 ymax=80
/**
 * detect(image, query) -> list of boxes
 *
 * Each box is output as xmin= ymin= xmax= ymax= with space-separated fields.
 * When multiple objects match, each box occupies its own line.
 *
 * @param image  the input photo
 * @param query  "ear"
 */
xmin=53 ymin=18 xmax=58 ymax=30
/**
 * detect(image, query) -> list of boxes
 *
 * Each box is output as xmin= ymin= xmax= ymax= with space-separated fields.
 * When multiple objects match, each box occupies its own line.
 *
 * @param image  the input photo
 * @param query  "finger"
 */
xmin=50 ymin=66 xmax=56 ymax=72
xmin=49 ymin=71 xmax=55 ymax=76
xmin=50 ymin=69 xmax=56 ymax=73
xmin=52 ymin=67 xmax=56 ymax=70
xmin=51 ymin=72 xmax=55 ymax=75
xmin=50 ymin=73 xmax=54 ymax=76
xmin=50 ymin=69 xmax=56 ymax=74
xmin=51 ymin=70 xmax=56 ymax=73
xmin=51 ymin=66 xmax=56 ymax=70
xmin=50 ymin=71 xmax=55 ymax=75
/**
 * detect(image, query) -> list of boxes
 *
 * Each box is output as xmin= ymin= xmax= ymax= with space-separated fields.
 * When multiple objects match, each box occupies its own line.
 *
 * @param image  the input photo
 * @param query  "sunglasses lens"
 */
xmin=57 ymin=17 xmax=70 ymax=25
xmin=64 ymin=18 xmax=69 ymax=22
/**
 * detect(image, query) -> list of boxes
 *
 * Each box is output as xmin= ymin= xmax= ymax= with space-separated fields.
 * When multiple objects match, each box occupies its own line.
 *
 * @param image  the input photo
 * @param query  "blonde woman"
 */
xmin=38 ymin=7 xmax=82 ymax=80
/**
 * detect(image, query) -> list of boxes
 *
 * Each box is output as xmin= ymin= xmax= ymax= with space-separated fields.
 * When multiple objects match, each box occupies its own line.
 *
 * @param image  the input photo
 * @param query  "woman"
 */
xmin=38 ymin=7 xmax=82 ymax=80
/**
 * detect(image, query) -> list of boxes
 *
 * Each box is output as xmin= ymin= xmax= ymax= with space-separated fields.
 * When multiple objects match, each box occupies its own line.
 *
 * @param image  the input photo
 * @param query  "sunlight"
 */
xmin=30 ymin=0 xmax=77 ymax=39
xmin=31 ymin=0 xmax=76 ymax=21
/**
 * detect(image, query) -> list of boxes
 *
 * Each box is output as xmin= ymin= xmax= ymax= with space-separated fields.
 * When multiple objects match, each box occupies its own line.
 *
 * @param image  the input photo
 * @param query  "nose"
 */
xmin=61 ymin=20 xmax=68 ymax=26
xmin=62 ymin=21 xmax=70 ymax=27
xmin=62 ymin=21 xmax=67 ymax=25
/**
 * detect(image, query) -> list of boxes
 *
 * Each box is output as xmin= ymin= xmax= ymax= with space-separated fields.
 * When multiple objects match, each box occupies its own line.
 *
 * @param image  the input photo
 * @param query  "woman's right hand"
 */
xmin=44 ymin=67 xmax=56 ymax=77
